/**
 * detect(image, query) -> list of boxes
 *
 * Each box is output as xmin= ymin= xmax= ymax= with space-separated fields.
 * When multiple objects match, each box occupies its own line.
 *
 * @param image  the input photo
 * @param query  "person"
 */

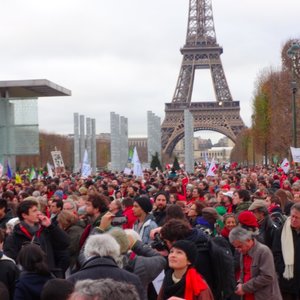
xmin=187 ymin=200 xmax=206 ymax=227
xmin=14 ymin=243 xmax=54 ymax=300
xmin=67 ymin=234 xmax=145 ymax=300
xmin=233 ymin=190 xmax=252 ymax=214
xmin=68 ymin=278 xmax=140 ymax=300
xmin=49 ymin=199 xmax=63 ymax=225
xmin=121 ymin=197 xmax=137 ymax=229
xmin=41 ymin=279 xmax=74 ymax=300
xmin=133 ymin=196 xmax=157 ymax=244
xmin=0 ymin=230 xmax=19 ymax=300
xmin=109 ymin=199 xmax=123 ymax=217
xmin=4 ymin=199 xmax=70 ymax=277
xmin=0 ymin=199 xmax=14 ymax=229
xmin=273 ymin=202 xmax=300 ymax=299
xmin=229 ymin=227 xmax=282 ymax=300
xmin=78 ymin=193 xmax=109 ymax=248
xmin=57 ymin=210 xmax=85 ymax=273
xmin=157 ymin=240 xmax=213 ymax=300
xmin=248 ymin=199 xmax=278 ymax=249
xmin=152 ymin=192 xmax=168 ymax=226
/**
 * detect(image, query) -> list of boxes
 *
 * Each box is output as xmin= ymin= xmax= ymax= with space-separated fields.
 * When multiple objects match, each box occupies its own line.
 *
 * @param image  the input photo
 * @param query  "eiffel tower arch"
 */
xmin=162 ymin=0 xmax=245 ymax=156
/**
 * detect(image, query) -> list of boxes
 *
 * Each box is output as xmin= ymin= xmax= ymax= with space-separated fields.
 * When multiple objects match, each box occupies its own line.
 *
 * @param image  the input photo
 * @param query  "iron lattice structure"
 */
xmin=161 ymin=0 xmax=245 ymax=156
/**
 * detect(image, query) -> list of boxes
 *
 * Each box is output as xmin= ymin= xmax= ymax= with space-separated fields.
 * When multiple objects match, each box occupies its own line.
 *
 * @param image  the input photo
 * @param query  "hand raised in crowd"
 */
xmin=38 ymin=214 xmax=51 ymax=227
xmin=98 ymin=211 xmax=114 ymax=231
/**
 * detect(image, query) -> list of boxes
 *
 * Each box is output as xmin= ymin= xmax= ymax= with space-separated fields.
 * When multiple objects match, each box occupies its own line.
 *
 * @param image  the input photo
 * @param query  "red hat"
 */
xmin=238 ymin=211 xmax=259 ymax=228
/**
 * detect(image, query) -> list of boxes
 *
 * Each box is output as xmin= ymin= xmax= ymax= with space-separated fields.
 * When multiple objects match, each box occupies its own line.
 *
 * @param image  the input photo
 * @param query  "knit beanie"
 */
xmin=171 ymin=240 xmax=198 ymax=266
xmin=238 ymin=211 xmax=259 ymax=228
xmin=134 ymin=196 xmax=153 ymax=213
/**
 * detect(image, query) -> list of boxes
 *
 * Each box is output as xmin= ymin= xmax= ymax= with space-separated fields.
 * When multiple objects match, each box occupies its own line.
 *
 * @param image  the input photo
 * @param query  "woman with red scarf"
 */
xmin=158 ymin=240 xmax=213 ymax=300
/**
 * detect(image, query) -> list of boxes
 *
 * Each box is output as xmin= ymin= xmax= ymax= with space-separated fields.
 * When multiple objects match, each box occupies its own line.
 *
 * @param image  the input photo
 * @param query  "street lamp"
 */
xmin=287 ymin=41 xmax=300 ymax=148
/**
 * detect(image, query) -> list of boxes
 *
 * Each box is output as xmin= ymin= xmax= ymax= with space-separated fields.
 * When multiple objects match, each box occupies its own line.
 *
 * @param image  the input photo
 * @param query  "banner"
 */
xmin=132 ymin=147 xmax=143 ymax=177
xmin=206 ymin=158 xmax=217 ymax=177
xmin=51 ymin=151 xmax=65 ymax=168
xmin=81 ymin=149 xmax=91 ymax=178
xmin=280 ymin=158 xmax=290 ymax=174
xmin=47 ymin=163 xmax=54 ymax=178
xmin=290 ymin=147 xmax=300 ymax=163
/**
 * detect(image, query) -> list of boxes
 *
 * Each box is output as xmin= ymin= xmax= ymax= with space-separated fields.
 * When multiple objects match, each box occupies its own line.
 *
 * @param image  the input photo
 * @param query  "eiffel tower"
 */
xmin=161 ymin=0 xmax=245 ymax=156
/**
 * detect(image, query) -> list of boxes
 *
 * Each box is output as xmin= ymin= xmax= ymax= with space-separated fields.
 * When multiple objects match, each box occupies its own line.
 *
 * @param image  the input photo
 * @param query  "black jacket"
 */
xmin=67 ymin=256 xmax=146 ymax=300
xmin=273 ymin=225 xmax=300 ymax=294
xmin=0 ymin=209 xmax=14 ymax=229
xmin=3 ymin=223 xmax=70 ymax=274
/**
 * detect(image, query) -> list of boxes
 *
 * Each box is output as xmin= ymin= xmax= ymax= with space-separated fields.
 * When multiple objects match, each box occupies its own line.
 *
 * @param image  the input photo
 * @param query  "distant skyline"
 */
xmin=1 ymin=0 xmax=299 ymax=142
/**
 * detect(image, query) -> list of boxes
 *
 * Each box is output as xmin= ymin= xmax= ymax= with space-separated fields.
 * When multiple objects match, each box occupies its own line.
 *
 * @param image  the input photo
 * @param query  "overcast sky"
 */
xmin=1 ymin=0 xmax=299 ymax=142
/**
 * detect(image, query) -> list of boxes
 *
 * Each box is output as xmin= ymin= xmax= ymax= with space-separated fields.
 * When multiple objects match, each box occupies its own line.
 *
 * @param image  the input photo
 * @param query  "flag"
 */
xmin=81 ymin=149 xmax=91 ymax=178
xmin=15 ymin=173 xmax=22 ymax=184
xmin=6 ymin=161 xmax=12 ymax=179
xmin=128 ymin=147 xmax=134 ymax=163
xmin=0 ymin=163 xmax=3 ymax=178
xmin=280 ymin=158 xmax=290 ymax=174
xmin=47 ymin=162 xmax=54 ymax=178
xmin=132 ymin=147 xmax=143 ymax=177
xmin=29 ymin=167 xmax=36 ymax=181
xmin=206 ymin=158 xmax=217 ymax=177
xmin=290 ymin=147 xmax=300 ymax=163
xmin=204 ymin=152 xmax=210 ymax=168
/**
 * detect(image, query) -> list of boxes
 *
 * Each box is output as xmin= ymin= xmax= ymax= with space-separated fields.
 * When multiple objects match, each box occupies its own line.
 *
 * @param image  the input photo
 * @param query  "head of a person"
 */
xmin=121 ymin=197 xmax=134 ymax=209
xmin=248 ymin=199 xmax=268 ymax=222
xmin=222 ymin=191 xmax=233 ymax=205
xmin=0 ymin=199 xmax=8 ymax=219
xmin=84 ymin=234 xmax=120 ymax=262
xmin=17 ymin=199 xmax=40 ymax=225
xmin=50 ymin=199 xmax=63 ymax=215
xmin=85 ymin=193 xmax=109 ymax=217
xmin=187 ymin=200 xmax=206 ymax=218
xmin=133 ymin=196 xmax=152 ymax=217
xmin=17 ymin=243 xmax=50 ymax=275
xmin=41 ymin=279 xmax=74 ymax=300
xmin=237 ymin=210 xmax=259 ymax=232
xmin=223 ymin=213 xmax=237 ymax=232
xmin=229 ymin=226 xmax=255 ymax=254
xmin=69 ymin=278 xmax=139 ymax=300
xmin=57 ymin=210 xmax=79 ymax=230
xmin=290 ymin=203 xmax=300 ymax=230
xmin=233 ymin=189 xmax=250 ymax=205
xmin=160 ymin=219 xmax=191 ymax=249
xmin=109 ymin=199 xmax=122 ymax=214
xmin=154 ymin=192 xmax=168 ymax=210
xmin=168 ymin=240 xmax=198 ymax=272
xmin=165 ymin=204 xmax=186 ymax=222
xmin=63 ymin=199 xmax=77 ymax=213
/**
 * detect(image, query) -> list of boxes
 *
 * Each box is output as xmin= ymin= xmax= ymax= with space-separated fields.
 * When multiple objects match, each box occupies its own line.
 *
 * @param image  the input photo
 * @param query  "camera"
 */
xmin=111 ymin=216 xmax=128 ymax=226
xmin=151 ymin=233 xmax=168 ymax=251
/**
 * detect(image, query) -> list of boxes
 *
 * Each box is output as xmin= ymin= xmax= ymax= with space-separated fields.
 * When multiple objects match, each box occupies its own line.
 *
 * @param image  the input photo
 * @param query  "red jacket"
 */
xmin=122 ymin=206 xmax=137 ymax=229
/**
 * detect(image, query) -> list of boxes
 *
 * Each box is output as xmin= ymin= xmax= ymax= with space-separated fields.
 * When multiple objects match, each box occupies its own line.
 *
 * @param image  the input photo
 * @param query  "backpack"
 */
xmin=207 ymin=236 xmax=236 ymax=300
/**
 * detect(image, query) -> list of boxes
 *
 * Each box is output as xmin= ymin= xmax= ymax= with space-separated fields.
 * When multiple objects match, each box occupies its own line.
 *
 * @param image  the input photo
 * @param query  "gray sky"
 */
xmin=1 ymin=0 xmax=299 ymax=143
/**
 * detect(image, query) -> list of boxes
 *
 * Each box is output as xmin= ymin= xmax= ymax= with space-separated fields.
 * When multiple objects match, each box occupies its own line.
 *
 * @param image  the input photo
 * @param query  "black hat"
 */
xmin=134 ymin=196 xmax=153 ymax=213
xmin=171 ymin=240 xmax=198 ymax=266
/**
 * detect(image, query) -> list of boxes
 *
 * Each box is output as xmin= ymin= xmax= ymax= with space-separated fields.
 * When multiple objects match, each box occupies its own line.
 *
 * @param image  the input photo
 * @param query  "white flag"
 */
xmin=280 ymin=158 xmax=290 ymax=174
xmin=81 ymin=149 xmax=92 ymax=178
xmin=132 ymin=147 xmax=143 ymax=177
xmin=290 ymin=147 xmax=300 ymax=163
xmin=47 ymin=163 xmax=54 ymax=178
xmin=206 ymin=158 xmax=217 ymax=177
xmin=0 ymin=163 xmax=3 ymax=178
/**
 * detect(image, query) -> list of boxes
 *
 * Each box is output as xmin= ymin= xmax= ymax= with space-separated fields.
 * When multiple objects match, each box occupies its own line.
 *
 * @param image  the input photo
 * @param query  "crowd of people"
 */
xmin=0 ymin=164 xmax=300 ymax=300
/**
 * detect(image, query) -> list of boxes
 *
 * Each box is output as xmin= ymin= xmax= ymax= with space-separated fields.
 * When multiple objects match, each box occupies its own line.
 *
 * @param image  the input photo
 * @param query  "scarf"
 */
xmin=185 ymin=267 xmax=208 ymax=300
xmin=281 ymin=216 xmax=294 ymax=279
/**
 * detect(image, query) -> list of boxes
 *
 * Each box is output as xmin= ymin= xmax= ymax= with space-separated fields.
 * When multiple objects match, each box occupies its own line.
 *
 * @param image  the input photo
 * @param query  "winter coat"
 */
xmin=0 ymin=252 xmax=19 ymax=300
xmin=133 ymin=214 xmax=157 ymax=244
xmin=122 ymin=206 xmax=137 ymax=229
xmin=239 ymin=240 xmax=282 ymax=300
xmin=3 ymin=223 xmax=70 ymax=275
xmin=125 ymin=240 xmax=166 ymax=289
xmin=256 ymin=215 xmax=278 ymax=249
xmin=67 ymin=256 xmax=146 ymax=300
xmin=273 ymin=225 xmax=300 ymax=295
xmin=0 ymin=209 xmax=14 ymax=229
xmin=13 ymin=272 xmax=53 ymax=300
xmin=152 ymin=208 xmax=167 ymax=226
